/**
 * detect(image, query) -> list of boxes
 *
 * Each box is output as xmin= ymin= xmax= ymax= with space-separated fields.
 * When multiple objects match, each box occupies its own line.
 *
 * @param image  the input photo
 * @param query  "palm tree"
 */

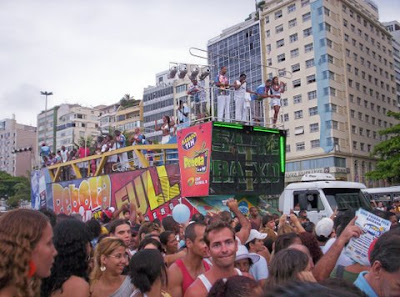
xmin=120 ymin=94 xmax=135 ymax=108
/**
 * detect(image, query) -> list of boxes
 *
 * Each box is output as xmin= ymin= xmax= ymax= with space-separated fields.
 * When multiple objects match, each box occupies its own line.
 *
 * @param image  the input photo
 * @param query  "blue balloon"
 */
xmin=172 ymin=204 xmax=191 ymax=224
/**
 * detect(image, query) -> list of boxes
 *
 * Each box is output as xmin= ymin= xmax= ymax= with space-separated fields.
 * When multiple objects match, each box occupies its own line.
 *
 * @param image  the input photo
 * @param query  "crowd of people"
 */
xmin=40 ymin=128 xmax=154 ymax=176
xmin=1 ymin=198 xmax=399 ymax=297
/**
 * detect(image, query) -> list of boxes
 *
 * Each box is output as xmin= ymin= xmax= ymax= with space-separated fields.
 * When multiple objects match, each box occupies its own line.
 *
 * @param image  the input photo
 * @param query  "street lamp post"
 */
xmin=40 ymin=91 xmax=53 ymax=149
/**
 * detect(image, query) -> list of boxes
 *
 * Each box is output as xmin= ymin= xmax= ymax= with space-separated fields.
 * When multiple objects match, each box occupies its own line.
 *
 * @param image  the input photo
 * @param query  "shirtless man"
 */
xmin=184 ymin=221 xmax=252 ymax=297
xmin=249 ymin=206 xmax=262 ymax=230
xmin=168 ymin=222 xmax=210 ymax=297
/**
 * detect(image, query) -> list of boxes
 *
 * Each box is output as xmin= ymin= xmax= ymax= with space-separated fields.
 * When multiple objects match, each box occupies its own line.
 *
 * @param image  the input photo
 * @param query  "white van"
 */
xmin=279 ymin=174 xmax=370 ymax=223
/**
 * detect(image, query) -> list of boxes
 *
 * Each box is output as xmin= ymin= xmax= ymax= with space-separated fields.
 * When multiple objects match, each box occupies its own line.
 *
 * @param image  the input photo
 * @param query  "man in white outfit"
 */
xmin=215 ymin=66 xmax=230 ymax=122
xmin=234 ymin=74 xmax=248 ymax=123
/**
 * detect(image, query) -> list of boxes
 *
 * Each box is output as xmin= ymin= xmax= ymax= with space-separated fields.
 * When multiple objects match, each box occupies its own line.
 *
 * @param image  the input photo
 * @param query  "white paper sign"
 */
xmin=344 ymin=208 xmax=391 ymax=266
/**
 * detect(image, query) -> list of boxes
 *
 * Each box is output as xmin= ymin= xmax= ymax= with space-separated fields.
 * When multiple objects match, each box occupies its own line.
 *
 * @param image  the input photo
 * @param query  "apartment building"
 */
xmin=37 ymin=106 xmax=59 ymax=153
xmin=55 ymin=104 xmax=101 ymax=151
xmin=383 ymin=21 xmax=400 ymax=107
xmin=0 ymin=117 xmax=37 ymax=177
xmin=258 ymin=0 xmax=399 ymax=184
xmin=98 ymin=103 xmax=120 ymax=135
xmin=114 ymin=100 xmax=142 ymax=135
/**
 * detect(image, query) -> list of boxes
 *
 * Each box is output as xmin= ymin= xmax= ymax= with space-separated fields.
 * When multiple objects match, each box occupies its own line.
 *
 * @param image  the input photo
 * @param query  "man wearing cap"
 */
xmin=245 ymin=229 xmax=269 ymax=286
xmin=315 ymin=218 xmax=335 ymax=253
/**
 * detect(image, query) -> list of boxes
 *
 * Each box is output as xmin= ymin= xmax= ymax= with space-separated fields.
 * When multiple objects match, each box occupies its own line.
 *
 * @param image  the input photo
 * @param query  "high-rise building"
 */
xmin=55 ymin=104 xmax=101 ymax=151
xmin=383 ymin=21 xmax=400 ymax=107
xmin=143 ymin=70 xmax=175 ymax=142
xmin=0 ymin=116 xmax=37 ymax=177
xmin=208 ymin=15 xmax=263 ymax=96
xmin=258 ymin=0 xmax=399 ymax=184
xmin=143 ymin=67 xmax=208 ymax=142
xmin=37 ymin=106 xmax=59 ymax=153
xmin=207 ymin=16 xmax=264 ymax=122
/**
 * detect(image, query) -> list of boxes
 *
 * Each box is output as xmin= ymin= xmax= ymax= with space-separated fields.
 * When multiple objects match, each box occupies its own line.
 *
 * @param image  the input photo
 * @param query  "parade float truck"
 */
xmin=31 ymin=121 xmax=286 ymax=221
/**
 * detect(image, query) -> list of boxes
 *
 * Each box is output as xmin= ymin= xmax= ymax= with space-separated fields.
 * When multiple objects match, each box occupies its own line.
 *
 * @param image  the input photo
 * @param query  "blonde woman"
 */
xmin=90 ymin=237 xmax=133 ymax=297
xmin=0 ymin=209 xmax=57 ymax=297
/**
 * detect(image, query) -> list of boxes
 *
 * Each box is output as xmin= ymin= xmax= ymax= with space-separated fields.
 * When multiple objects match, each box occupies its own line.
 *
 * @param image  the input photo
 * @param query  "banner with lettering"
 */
xmin=177 ymin=122 xmax=212 ymax=197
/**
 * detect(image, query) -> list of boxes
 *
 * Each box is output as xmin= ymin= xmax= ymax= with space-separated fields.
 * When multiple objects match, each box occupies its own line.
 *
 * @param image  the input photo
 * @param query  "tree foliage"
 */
xmin=119 ymin=94 xmax=137 ymax=109
xmin=0 ymin=171 xmax=31 ymax=208
xmin=366 ymin=111 xmax=400 ymax=183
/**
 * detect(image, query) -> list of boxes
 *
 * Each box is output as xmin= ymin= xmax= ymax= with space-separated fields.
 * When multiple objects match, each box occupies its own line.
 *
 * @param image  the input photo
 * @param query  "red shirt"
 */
xmin=175 ymin=258 xmax=211 ymax=295
xmin=78 ymin=147 xmax=90 ymax=159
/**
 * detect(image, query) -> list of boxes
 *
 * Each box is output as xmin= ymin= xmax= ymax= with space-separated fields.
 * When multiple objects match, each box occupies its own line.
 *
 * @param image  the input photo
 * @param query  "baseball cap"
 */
xmin=315 ymin=218 xmax=334 ymax=238
xmin=245 ymin=229 xmax=267 ymax=244
xmin=235 ymin=245 xmax=260 ymax=264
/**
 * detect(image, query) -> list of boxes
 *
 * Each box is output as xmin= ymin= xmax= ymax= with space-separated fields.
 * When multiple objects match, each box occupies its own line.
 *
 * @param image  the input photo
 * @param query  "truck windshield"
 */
xmin=323 ymin=188 xmax=371 ymax=211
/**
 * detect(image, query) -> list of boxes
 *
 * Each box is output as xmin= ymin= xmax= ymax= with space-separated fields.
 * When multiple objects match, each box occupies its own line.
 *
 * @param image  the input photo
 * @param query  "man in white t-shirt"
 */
xmin=245 ymin=229 xmax=269 ymax=286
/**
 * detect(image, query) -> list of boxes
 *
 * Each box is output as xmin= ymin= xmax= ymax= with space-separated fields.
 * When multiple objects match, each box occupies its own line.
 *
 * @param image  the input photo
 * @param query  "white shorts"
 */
xmin=270 ymin=98 xmax=281 ymax=107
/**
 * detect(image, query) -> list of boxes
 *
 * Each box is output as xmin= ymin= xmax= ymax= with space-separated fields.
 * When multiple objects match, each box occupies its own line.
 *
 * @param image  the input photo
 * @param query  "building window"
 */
xmin=289 ymin=33 xmax=298 ymax=43
xmin=323 ymin=70 xmax=335 ymax=80
xmin=310 ymin=123 xmax=319 ymax=132
xmin=305 ymin=59 xmax=314 ymax=68
xmin=307 ymin=74 xmax=316 ymax=84
xmin=294 ymin=126 xmax=304 ymax=135
xmin=296 ymin=142 xmax=305 ymax=151
xmin=293 ymin=79 xmax=301 ymax=88
xmin=294 ymin=110 xmax=303 ymax=119
xmin=275 ymin=10 xmax=283 ymax=19
xmin=288 ymin=3 xmax=296 ymax=13
xmin=311 ymin=139 xmax=320 ymax=148
xmin=283 ymin=113 xmax=289 ymax=121
xmin=301 ymin=0 xmax=310 ymax=7
xmin=308 ymin=90 xmax=317 ymax=100
xmin=352 ymin=125 xmax=356 ymax=134
xmin=266 ymin=30 xmax=270 ymax=37
xmin=291 ymin=63 xmax=300 ymax=72
xmin=326 ymin=120 xmax=338 ymax=130
xmin=293 ymin=94 xmax=302 ymax=104
xmin=275 ymin=24 xmax=283 ymax=34
xmin=265 ymin=16 xmax=269 ymax=24
xmin=290 ymin=48 xmax=299 ymax=58
xmin=289 ymin=18 xmax=297 ymax=28
xmin=304 ymin=43 xmax=313 ymax=53
xmin=302 ymin=12 xmax=311 ymax=22
xmin=309 ymin=107 xmax=318 ymax=116
xmin=303 ymin=28 xmax=312 ymax=37
xmin=353 ymin=141 xmax=357 ymax=150
xmin=277 ymin=53 xmax=286 ymax=63
xmin=276 ymin=39 xmax=285 ymax=48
